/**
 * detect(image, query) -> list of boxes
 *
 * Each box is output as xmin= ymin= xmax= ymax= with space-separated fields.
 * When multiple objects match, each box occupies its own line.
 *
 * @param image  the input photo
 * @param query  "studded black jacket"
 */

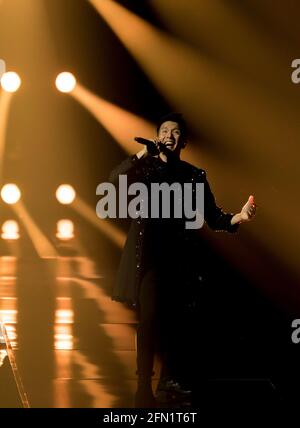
xmin=109 ymin=153 xmax=239 ymax=306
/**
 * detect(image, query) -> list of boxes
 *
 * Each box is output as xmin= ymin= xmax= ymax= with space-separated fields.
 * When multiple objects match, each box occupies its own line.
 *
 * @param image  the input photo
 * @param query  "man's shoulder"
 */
xmin=179 ymin=159 xmax=206 ymax=179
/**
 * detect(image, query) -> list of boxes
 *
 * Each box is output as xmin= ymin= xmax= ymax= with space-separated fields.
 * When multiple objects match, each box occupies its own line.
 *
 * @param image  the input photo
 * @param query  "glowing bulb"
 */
xmin=1 ymin=220 xmax=20 ymax=240
xmin=54 ymin=325 xmax=73 ymax=350
xmin=56 ymin=219 xmax=74 ymax=240
xmin=1 ymin=72 xmax=21 ymax=93
xmin=55 ymin=72 xmax=76 ymax=93
xmin=56 ymin=185 xmax=76 ymax=205
xmin=1 ymin=184 xmax=21 ymax=204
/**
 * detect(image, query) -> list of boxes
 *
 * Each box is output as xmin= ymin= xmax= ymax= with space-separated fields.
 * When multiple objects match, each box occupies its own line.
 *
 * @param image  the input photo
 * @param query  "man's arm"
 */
xmin=109 ymin=147 xmax=148 ymax=185
xmin=202 ymin=172 xmax=256 ymax=232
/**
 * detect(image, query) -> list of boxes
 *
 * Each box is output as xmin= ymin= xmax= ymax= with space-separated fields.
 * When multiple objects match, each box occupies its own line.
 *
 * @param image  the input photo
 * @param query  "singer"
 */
xmin=109 ymin=112 xmax=256 ymax=407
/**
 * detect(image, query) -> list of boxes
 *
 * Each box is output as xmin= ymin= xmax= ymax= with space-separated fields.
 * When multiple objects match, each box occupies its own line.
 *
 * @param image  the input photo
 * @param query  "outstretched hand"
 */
xmin=135 ymin=139 xmax=160 ymax=159
xmin=240 ymin=195 xmax=257 ymax=222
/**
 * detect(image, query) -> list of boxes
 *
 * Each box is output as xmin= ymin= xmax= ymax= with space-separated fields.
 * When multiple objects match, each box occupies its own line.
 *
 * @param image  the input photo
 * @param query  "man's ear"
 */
xmin=181 ymin=139 xmax=187 ymax=149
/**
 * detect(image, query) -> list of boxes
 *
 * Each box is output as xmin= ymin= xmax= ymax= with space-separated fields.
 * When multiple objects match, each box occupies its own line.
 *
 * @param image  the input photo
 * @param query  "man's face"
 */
xmin=157 ymin=121 xmax=184 ymax=156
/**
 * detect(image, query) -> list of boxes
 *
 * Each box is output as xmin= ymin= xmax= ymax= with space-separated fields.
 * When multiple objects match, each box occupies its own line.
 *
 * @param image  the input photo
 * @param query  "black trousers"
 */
xmin=136 ymin=269 xmax=188 ymax=386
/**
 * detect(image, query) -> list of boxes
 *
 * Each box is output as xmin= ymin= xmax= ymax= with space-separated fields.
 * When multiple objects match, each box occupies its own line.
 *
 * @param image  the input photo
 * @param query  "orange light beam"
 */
xmin=72 ymin=82 xmax=153 ymax=153
xmin=72 ymin=82 xmax=202 ymax=165
xmin=0 ymin=91 xmax=13 ymax=182
xmin=72 ymin=196 xmax=126 ymax=249
xmin=12 ymin=202 xmax=57 ymax=258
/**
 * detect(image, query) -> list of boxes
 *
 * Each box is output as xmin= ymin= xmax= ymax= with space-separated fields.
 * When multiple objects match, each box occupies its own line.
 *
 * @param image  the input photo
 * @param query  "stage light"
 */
xmin=54 ymin=325 xmax=73 ymax=350
xmin=55 ymin=303 xmax=74 ymax=350
xmin=1 ymin=184 xmax=21 ymax=204
xmin=55 ymin=72 xmax=76 ymax=93
xmin=0 ymin=72 xmax=21 ymax=93
xmin=56 ymin=185 xmax=76 ymax=205
xmin=1 ymin=220 xmax=20 ymax=240
xmin=56 ymin=219 xmax=74 ymax=240
xmin=0 ymin=309 xmax=17 ymax=325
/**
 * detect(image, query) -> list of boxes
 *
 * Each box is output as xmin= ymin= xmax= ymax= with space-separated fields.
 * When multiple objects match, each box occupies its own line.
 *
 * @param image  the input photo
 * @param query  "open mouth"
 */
xmin=165 ymin=141 xmax=175 ymax=147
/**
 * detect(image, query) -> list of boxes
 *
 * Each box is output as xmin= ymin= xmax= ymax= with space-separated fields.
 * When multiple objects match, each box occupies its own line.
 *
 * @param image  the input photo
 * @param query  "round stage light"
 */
xmin=55 ymin=72 xmax=76 ymax=93
xmin=56 ymin=219 xmax=74 ymax=240
xmin=1 ymin=72 xmax=21 ymax=93
xmin=1 ymin=220 xmax=20 ymax=240
xmin=56 ymin=185 xmax=76 ymax=205
xmin=1 ymin=184 xmax=21 ymax=204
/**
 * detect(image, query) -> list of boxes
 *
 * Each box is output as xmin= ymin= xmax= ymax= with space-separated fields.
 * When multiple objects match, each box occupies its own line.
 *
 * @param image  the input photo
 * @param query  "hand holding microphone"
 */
xmin=134 ymin=137 xmax=176 ymax=161
xmin=134 ymin=137 xmax=161 ymax=156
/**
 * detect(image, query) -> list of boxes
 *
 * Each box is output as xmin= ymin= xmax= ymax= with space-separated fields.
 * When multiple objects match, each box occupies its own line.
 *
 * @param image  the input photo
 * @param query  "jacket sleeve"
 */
xmin=109 ymin=154 xmax=147 ymax=185
xmin=203 ymin=171 xmax=239 ymax=233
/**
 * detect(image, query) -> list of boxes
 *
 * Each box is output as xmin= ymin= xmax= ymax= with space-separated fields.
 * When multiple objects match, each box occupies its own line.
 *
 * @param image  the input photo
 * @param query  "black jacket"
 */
xmin=109 ymin=153 xmax=239 ymax=306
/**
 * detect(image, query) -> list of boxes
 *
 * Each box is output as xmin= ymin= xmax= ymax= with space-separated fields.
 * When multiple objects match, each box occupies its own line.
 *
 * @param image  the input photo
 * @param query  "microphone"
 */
xmin=134 ymin=137 xmax=176 ymax=159
xmin=134 ymin=137 xmax=155 ymax=145
xmin=134 ymin=137 xmax=160 ymax=155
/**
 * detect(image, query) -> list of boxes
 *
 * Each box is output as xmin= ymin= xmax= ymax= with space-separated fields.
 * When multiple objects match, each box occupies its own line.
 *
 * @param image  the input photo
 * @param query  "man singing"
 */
xmin=109 ymin=113 xmax=256 ymax=407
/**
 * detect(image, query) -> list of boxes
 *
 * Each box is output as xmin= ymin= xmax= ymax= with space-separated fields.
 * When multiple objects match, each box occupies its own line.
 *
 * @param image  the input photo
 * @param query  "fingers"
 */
xmin=154 ymin=139 xmax=170 ymax=154
xmin=247 ymin=204 xmax=256 ymax=218
xmin=248 ymin=195 xmax=254 ymax=204
xmin=242 ymin=195 xmax=257 ymax=220
xmin=148 ymin=140 xmax=161 ymax=156
xmin=247 ymin=195 xmax=257 ymax=211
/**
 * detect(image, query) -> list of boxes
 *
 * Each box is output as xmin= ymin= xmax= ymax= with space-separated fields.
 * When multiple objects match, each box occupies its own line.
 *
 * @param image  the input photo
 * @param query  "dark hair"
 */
xmin=156 ymin=112 xmax=187 ymax=140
